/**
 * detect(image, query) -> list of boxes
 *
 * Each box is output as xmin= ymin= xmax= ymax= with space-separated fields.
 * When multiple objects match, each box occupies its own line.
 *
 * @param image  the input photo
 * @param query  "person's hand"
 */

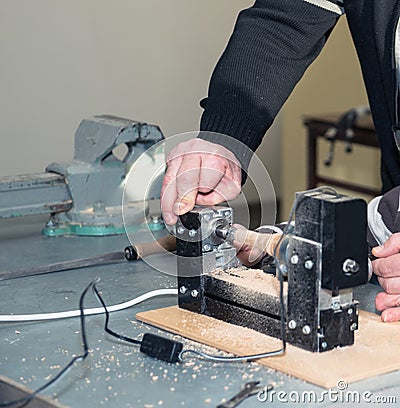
xmin=161 ymin=139 xmax=242 ymax=225
xmin=372 ymin=232 xmax=400 ymax=321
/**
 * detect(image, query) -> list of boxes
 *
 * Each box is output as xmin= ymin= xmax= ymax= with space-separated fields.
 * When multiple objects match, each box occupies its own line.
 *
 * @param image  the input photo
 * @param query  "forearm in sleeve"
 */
xmin=198 ymin=0 xmax=340 ymax=172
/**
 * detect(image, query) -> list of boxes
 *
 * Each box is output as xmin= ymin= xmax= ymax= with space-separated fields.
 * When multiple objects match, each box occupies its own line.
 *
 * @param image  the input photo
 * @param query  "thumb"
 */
xmin=173 ymin=192 xmax=197 ymax=216
xmin=372 ymin=233 xmax=400 ymax=258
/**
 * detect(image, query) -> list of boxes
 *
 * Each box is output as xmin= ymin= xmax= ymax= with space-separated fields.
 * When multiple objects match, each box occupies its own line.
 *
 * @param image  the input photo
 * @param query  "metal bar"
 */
xmin=314 ymin=176 xmax=380 ymax=196
xmin=303 ymin=115 xmax=378 ymax=147
xmin=0 ymin=173 xmax=72 ymax=218
xmin=0 ymin=251 xmax=125 ymax=281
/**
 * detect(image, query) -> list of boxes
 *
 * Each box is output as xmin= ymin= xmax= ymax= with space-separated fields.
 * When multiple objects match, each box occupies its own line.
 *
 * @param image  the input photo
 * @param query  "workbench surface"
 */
xmin=0 ymin=216 xmax=399 ymax=408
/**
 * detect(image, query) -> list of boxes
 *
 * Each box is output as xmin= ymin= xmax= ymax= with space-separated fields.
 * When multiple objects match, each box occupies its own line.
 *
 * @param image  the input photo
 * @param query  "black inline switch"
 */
xmin=140 ymin=333 xmax=183 ymax=363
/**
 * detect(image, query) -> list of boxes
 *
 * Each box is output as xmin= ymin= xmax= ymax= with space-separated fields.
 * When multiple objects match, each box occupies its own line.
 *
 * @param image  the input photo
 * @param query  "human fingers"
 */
xmin=377 ymin=275 xmax=400 ymax=294
xmin=162 ymin=138 xmax=242 ymax=220
xmin=173 ymin=154 xmax=202 ymax=215
xmin=372 ymin=232 xmax=400 ymax=257
xmin=196 ymin=166 xmax=242 ymax=206
xmin=372 ymin=253 xmax=400 ymax=278
xmin=161 ymin=152 xmax=182 ymax=225
xmin=172 ymin=139 xmax=241 ymax=213
xmin=197 ymin=151 xmax=241 ymax=192
xmin=374 ymin=291 xmax=400 ymax=321
xmin=375 ymin=291 xmax=400 ymax=311
xmin=196 ymin=172 xmax=241 ymax=205
xmin=381 ymin=307 xmax=400 ymax=322
xmin=161 ymin=178 xmax=178 ymax=225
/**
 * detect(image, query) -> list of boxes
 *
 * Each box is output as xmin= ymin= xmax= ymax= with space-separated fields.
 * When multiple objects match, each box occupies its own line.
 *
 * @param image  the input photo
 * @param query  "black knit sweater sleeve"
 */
xmin=199 ymin=0 xmax=340 ymax=173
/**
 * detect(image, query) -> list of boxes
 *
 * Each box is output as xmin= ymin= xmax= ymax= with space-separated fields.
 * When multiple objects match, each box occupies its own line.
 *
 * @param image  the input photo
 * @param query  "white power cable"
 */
xmin=0 ymin=288 xmax=177 ymax=322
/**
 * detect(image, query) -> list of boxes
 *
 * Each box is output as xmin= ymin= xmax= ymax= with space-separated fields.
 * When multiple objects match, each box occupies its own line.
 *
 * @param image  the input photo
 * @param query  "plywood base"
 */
xmin=136 ymin=306 xmax=400 ymax=389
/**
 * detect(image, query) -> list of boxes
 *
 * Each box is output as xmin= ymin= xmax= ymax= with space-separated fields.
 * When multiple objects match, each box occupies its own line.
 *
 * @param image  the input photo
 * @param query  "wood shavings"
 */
xmin=211 ymin=267 xmax=287 ymax=297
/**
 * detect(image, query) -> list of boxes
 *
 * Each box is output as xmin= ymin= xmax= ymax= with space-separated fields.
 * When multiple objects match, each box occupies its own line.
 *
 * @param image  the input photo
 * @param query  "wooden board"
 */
xmin=136 ymin=306 xmax=400 ymax=389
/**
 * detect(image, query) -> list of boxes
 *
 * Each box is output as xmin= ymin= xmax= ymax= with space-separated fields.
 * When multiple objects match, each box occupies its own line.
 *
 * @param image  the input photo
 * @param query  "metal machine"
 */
xmin=0 ymin=115 xmax=165 ymax=236
xmin=175 ymin=189 xmax=369 ymax=353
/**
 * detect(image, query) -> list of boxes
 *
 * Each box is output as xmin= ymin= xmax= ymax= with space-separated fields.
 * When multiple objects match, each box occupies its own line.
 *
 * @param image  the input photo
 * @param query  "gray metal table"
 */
xmin=0 ymin=216 xmax=399 ymax=408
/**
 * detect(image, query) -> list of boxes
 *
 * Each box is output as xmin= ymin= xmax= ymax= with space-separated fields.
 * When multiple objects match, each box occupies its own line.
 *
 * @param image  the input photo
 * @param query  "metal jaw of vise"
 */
xmin=176 ymin=190 xmax=369 ymax=353
xmin=0 ymin=115 xmax=165 ymax=236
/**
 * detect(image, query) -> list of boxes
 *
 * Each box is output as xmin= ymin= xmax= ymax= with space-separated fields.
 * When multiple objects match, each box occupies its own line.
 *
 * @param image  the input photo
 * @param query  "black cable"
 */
xmin=0 ymin=278 xmax=99 ymax=408
xmin=92 ymin=283 xmax=141 ymax=346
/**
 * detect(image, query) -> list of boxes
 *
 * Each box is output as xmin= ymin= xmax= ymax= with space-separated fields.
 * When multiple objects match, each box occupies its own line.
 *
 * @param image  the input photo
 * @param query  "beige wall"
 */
xmin=0 ymin=0 xmax=281 ymax=199
xmin=280 ymin=16 xmax=379 ymax=219
xmin=0 ymin=1 xmax=244 ymax=171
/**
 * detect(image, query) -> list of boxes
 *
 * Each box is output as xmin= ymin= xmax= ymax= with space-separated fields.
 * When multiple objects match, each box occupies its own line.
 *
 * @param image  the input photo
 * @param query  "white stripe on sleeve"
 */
xmin=304 ymin=0 xmax=344 ymax=15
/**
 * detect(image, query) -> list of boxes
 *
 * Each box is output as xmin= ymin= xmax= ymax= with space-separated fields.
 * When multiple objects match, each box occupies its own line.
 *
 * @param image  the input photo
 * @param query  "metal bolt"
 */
xmin=203 ymin=214 xmax=211 ymax=221
xmin=332 ymin=300 xmax=341 ymax=310
xmin=280 ymin=264 xmax=288 ymax=276
xmin=288 ymin=320 xmax=297 ymax=330
xmin=304 ymin=260 xmax=314 ymax=270
xmin=350 ymin=322 xmax=358 ymax=331
xmin=188 ymin=229 xmax=197 ymax=237
xmin=302 ymin=325 xmax=311 ymax=335
xmin=151 ymin=215 xmax=161 ymax=224
xmin=203 ymin=244 xmax=211 ymax=252
xmin=342 ymin=259 xmax=359 ymax=275
xmin=177 ymin=226 xmax=185 ymax=235
xmin=179 ymin=286 xmax=187 ymax=294
xmin=348 ymin=308 xmax=354 ymax=315
xmin=321 ymin=341 xmax=328 ymax=349
xmin=290 ymin=254 xmax=299 ymax=265
xmin=46 ymin=220 xmax=55 ymax=228
xmin=191 ymin=289 xmax=199 ymax=298
xmin=224 ymin=211 xmax=231 ymax=217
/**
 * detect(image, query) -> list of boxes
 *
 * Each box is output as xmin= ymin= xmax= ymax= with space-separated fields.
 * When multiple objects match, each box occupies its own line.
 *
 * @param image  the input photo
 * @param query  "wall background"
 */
xmin=0 ymin=1 xmax=279 ymax=191
xmin=0 ymin=2 xmax=380 ymax=222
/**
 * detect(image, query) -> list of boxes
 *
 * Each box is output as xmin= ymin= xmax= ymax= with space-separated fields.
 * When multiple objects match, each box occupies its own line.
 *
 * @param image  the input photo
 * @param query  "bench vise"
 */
xmin=176 ymin=190 xmax=369 ymax=352
xmin=0 ymin=115 xmax=164 ymax=236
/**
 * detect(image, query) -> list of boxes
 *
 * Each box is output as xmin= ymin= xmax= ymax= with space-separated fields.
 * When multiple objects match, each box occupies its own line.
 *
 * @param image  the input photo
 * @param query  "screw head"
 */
xmin=342 ymin=259 xmax=359 ymax=275
xmin=188 ymin=229 xmax=197 ymax=237
xmin=288 ymin=320 xmax=297 ymax=330
xmin=179 ymin=286 xmax=187 ymax=294
xmin=177 ymin=226 xmax=185 ymax=235
xmin=290 ymin=255 xmax=299 ymax=265
xmin=348 ymin=308 xmax=353 ymax=315
xmin=191 ymin=289 xmax=199 ymax=298
xmin=302 ymin=325 xmax=311 ymax=335
xmin=350 ymin=322 xmax=358 ymax=331
xmin=280 ymin=264 xmax=288 ymax=276
xmin=304 ymin=260 xmax=314 ymax=270
xmin=321 ymin=341 xmax=328 ymax=349
xmin=203 ymin=244 xmax=211 ymax=252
